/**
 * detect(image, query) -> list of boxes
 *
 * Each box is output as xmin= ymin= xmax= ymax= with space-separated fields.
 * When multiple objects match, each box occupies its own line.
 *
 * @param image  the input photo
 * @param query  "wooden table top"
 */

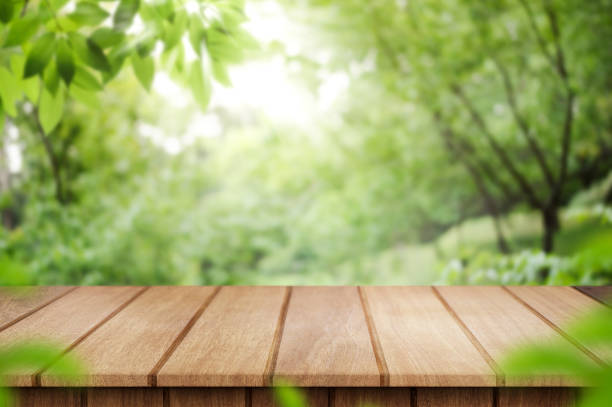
xmin=0 ymin=286 xmax=609 ymax=389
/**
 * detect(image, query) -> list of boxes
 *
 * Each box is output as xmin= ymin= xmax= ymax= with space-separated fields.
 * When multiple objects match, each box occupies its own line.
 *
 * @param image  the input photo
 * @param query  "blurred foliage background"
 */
xmin=0 ymin=0 xmax=611 ymax=286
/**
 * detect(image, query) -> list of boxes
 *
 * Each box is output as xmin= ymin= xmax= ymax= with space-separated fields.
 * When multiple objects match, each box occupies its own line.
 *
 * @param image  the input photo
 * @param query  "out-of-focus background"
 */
xmin=0 ymin=0 xmax=611 ymax=286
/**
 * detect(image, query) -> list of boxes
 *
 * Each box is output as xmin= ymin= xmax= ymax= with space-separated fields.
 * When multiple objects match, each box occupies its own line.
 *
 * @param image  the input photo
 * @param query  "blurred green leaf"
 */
xmin=0 ymin=67 xmax=20 ymax=117
xmin=131 ymin=53 xmax=154 ymax=91
xmin=91 ymin=28 xmax=125 ymax=49
xmin=56 ymin=40 xmax=76 ymax=85
xmin=0 ymin=0 xmax=13 ymax=24
xmin=39 ymin=86 xmax=65 ymax=133
xmin=114 ymin=0 xmax=140 ymax=31
xmin=24 ymin=33 xmax=56 ymax=78
xmin=189 ymin=59 xmax=211 ymax=110
xmin=69 ymin=1 xmax=110 ymax=26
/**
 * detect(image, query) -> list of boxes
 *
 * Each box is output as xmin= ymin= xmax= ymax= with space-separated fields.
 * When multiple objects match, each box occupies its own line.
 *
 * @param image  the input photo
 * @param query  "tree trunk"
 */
xmin=541 ymin=206 xmax=560 ymax=253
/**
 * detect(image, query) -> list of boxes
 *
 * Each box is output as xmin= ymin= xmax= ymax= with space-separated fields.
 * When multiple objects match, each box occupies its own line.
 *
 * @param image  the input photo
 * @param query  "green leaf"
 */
xmin=189 ymin=59 xmax=211 ymax=110
xmin=212 ymin=60 xmax=231 ymax=86
xmin=72 ymin=66 xmax=103 ymax=91
xmin=4 ymin=15 xmax=41 ymax=47
xmin=163 ymin=11 xmax=187 ymax=51
xmin=0 ymin=67 xmax=21 ymax=117
xmin=68 ymin=1 xmax=110 ymax=26
xmin=12 ymin=54 xmax=40 ymax=102
xmin=188 ymin=14 xmax=205 ymax=56
xmin=91 ymin=27 xmax=125 ymax=49
xmin=43 ymin=62 xmax=60 ymax=95
xmin=56 ymin=40 xmax=76 ymax=85
xmin=113 ymin=0 xmax=140 ymax=31
xmin=131 ymin=53 xmax=154 ymax=91
xmin=24 ymin=33 xmax=56 ymax=78
xmin=38 ymin=85 xmax=64 ymax=133
xmin=0 ymin=0 xmax=14 ymax=24
xmin=274 ymin=382 xmax=307 ymax=407
xmin=85 ymin=38 xmax=111 ymax=72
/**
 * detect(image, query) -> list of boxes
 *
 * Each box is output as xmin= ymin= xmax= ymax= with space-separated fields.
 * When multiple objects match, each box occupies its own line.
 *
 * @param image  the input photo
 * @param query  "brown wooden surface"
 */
xmin=498 ymin=388 xmax=577 ymax=407
xmin=415 ymin=388 xmax=492 ymax=407
xmin=0 ymin=287 xmax=75 ymax=332
xmin=363 ymin=287 xmax=496 ymax=386
xmin=506 ymin=286 xmax=611 ymax=363
xmin=0 ymin=286 xmax=604 ymax=391
xmin=273 ymin=287 xmax=380 ymax=386
xmin=87 ymin=388 xmax=163 ymax=407
xmin=0 ymin=286 xmax=141 ymax=386
xmin=334 ymin=388 xmax=412 ymax=407
xmin=14 ymin=387 xmax=580 ymax=407
xmin=168 ymin=388 xmax=246 ymax=407
xmin=41 ymin=286 xmax=217 ymax=387
xmin=435 ymin=286 xmax=596 ymax=386
xmin=158 ymin=286 xmax=287 ymax=387
xmin=574 ymin=286 xmax=612 ymax=306
xmin=14 ymin=389 xmax=82 ymax=407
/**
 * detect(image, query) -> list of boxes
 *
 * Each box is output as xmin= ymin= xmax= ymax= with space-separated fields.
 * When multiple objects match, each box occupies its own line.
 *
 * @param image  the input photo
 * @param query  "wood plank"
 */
xmin=574 ymin=286 xmax=612 ymax=306
xmin=14 ymin=388 xmax=82 ymax=407
xmin=168 ymin=388 xmax=245 ymax=407
xmin=42 ymin=286 xmax=218 ymax=387
xmin=416 ymin=388 xmax=492 ymax=407
xmin=0 ymin=286 xmax=142 ymax=386
xmin=435 ymin=286 xmax=593 ymax=386
xmin=498 ymin=388 xmax=576 ymax=407
xmin=334 ymin=388 xmax=411 ymax=407
xmin=274 ymin=287 xmax=380 ymax=387
xmin=506 ymin=286 xmax=612 ymax=362
xmin=0 ymin=287 xmax=75 ymax=332
xmin=251 ymin=388 xmax=328 ymax=407
xmin=363 ymin=287 xmax=495 ymax=386
xmin=158 ymin=286 xmax=287 ymax=387
xmin=87 ymin=388 xmax=163 ymax=407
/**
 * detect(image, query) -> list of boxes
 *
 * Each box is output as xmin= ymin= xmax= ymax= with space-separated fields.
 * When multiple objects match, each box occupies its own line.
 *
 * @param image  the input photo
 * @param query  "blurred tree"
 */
xmin=0 ymin=0 xmax=255 ymax=205
xmin=293 ymin=0 xmax=612 ymax=252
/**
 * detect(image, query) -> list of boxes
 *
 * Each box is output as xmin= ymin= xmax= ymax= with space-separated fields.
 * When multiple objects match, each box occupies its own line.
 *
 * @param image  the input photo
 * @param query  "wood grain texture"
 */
xmin=364 ymin=287 xmax=495 ymax=386
xmin=274 ymin=287 xmax=380 ymax=387
xmin=334 ymin=388 xmax=411 ymax=407
xmin=0 ymin=287 xmax=75 ymax=332
xmin=574 ymin=286 xmax=612 ymax=306
xmin=416 ymin=388 xmax=492 ymax=407
xmin=14 ymin=388 xmax=82 ymax=407
xmin=506 ymin=286 xmax=612 ymax=363
xmin=42 ymin=286 xmax=217 ymax=387
xmin=0 ymin=286 xmax=141 ymax=386
xmin=498 ymin=388 xmax=577 ymax=407
xmin=435 ymin=286 xmax=592 ymax=386
xmin=251 ymin=388 xmax=328 ymax=407
xmin=87 ymin=388 xmax=163 ymax=407
xmin=168 ymin=388 xmax=245 ymax=407
xmin=158 ymin=286 xmax=287 ymax=387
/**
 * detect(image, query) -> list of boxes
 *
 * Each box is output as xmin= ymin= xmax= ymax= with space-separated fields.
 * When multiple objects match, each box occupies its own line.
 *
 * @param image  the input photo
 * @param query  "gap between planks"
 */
xmin=263 ymin=286 xmax=293 ymax=386
xmin=357 ymin=287 xmax=390 ymax=386
xmin=148 ymin=286 xmax=223 ymax=386
xmin=33 ymin=287 xmax=150 ymax=386
xmin=572 ymin=286 xmax=612 ymax=308
xmin=502 ymin=286 xmax=606 ymax=367
xmin=431 ymin=287 xmax=505 ymax=387
xmin=0 ymin=287 xmax=79 ymax=333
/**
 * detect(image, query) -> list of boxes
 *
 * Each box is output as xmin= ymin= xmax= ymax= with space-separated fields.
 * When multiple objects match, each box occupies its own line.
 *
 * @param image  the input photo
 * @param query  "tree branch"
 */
xmin=493 ymin=57 xmax=556 ymax=188
xmin=33 ymin=109 xmax=66 ymax=205
xmin=518 ymin=0 xmax=558 ymax=75
xmin=433 ymin=111 xmax=510 ymax=253
xmin=451 ymin=84 xmax=543 ymax=209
